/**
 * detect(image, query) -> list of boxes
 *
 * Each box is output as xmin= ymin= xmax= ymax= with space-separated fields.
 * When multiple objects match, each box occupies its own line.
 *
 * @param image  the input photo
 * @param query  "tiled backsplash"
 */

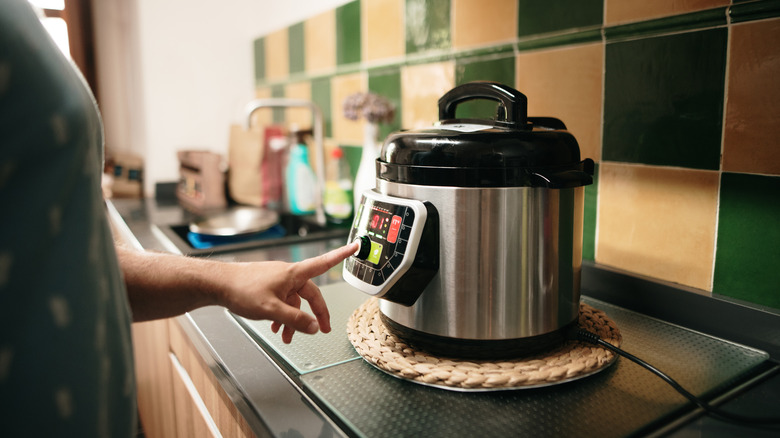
xmin=252 ymin=0 xmax=780 ymax=310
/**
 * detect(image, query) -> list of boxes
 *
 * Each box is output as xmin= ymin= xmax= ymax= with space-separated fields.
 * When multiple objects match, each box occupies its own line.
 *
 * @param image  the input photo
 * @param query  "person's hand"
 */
xmin=218 ymin=242 xmax=358 ymax=343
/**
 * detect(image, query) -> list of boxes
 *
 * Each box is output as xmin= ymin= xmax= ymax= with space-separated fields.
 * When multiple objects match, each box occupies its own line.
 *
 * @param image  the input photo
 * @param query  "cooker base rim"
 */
xmin=380 ymin=313 xmax=578 ymax=360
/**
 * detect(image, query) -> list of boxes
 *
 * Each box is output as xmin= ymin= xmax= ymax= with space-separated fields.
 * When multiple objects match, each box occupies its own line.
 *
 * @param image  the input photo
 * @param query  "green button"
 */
xmin=367 ymin=241 xmax=383 ymax=265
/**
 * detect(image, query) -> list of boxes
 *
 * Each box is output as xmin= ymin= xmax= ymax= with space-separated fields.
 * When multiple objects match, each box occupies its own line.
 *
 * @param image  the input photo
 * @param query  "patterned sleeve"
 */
xmin=0 ymin=1 xmax=136 ymax=436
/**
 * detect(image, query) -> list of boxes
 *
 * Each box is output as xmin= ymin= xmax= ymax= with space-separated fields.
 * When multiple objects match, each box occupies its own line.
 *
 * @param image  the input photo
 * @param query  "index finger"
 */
xmin=293 ymin=241 xmax=359 ymax=279
xmin=296 ymin=280 xmax=331 ymax=333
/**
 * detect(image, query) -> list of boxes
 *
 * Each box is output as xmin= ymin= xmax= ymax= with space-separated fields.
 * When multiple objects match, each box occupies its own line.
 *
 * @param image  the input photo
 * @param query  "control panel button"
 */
xmin=395 ymin=238 xmax=408 ymax=255
xmin=387 ymin=215 xmax=402 ymax=243
xmin=399 ymin=211 xmax=414 ymax=240
xmin=367 ymin=241 xmax=383 ymax=265
xmin=389 ymin=253 xmax=404 ymax=269
xmin=372 ymin=270 xmax=384 ymax=286
xmin=355 ymin=263 xmax=366 ymax=279
xmin=361 ymin=266 xmax=374 ymax=284
xmin=352 ymin=235 xmax=371 ymax=260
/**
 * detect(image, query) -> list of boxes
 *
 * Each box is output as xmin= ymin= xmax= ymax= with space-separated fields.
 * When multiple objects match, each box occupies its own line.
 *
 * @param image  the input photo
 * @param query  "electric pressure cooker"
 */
xmin=343 ymin=82 xmax=594 ymax=359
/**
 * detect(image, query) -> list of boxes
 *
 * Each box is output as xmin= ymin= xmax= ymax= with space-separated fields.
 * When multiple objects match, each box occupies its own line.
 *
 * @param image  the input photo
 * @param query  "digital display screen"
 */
xmin=369 ymin=209 xmax=392 ymax=237
xmin=352 ymin=198 xmax=408 ymax=269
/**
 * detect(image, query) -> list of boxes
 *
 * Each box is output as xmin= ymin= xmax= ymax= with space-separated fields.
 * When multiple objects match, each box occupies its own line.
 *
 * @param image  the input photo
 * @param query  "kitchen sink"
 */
xmin=156 ymin=212 xmax=350 ymax=256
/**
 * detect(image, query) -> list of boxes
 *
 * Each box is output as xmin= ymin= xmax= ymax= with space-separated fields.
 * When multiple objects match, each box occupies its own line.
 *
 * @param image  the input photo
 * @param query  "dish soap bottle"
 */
xmin=324 ymin=146 xmax=353 ymax=224
xmin=285 ymin=141 xmax=317 ymax=215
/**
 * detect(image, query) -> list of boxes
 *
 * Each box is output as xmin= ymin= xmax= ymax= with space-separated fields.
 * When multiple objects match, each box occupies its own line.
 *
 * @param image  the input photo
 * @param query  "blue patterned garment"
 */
xmin=0 ymin=1 xmax=136 ymax=436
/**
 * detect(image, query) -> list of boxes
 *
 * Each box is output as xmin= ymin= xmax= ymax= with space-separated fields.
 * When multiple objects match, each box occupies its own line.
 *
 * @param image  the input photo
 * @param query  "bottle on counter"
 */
xmin=260 ymin=126 xmax=287 ymax=210
xmin=353 ymin=121 xmax=380 ymax=213
xmin=285 ymin=141 xmax=317 ymax=215
xmin=324 ymin=146 xmax=353 ymax=225
xmin=342 ymin=92 xmax=395 ymax=212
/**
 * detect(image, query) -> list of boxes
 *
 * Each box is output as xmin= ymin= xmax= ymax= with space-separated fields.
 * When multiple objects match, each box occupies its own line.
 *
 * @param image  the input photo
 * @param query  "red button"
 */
xmin=387 ymin=215 xmax=402 ymax=243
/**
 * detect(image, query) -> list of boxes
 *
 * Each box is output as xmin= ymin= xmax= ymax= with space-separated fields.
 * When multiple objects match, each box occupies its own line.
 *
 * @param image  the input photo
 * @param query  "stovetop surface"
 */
xmin=235 ymin=282 xmax=769 ymax=438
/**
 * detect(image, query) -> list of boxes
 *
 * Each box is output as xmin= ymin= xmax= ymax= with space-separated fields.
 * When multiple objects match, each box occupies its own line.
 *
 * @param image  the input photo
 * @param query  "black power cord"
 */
xmin=571 ymin=328 xmax=780 ymax=427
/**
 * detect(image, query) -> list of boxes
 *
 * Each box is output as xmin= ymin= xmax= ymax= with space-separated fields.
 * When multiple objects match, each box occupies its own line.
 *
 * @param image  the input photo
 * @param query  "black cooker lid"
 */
xmin=378 ymin=81 xmax=594 ymax=188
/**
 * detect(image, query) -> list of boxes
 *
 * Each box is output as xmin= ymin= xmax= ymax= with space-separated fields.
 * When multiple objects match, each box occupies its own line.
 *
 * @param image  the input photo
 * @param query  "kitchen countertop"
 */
xmin=109 ymin=197 xmax=780 ymax=437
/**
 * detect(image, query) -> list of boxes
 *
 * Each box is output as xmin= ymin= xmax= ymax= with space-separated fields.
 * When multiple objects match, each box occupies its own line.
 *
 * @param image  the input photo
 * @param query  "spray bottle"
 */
xmin=285 ymin=131 xmax=317 ymax=215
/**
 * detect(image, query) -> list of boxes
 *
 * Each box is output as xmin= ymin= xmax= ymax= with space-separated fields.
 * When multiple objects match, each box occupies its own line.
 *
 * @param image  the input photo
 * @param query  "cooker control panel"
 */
xmin=343 ymin=190 xmax=439 ymax=306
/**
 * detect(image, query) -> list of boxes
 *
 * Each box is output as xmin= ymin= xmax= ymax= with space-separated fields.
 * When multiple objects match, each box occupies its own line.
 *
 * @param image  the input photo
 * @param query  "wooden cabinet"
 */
xmin=132 ymin=319 xmax=177 ymax=437
xmin=132 ymin=317 xmax=256 ymax=438
xmin=169 ymin=348 xmax=220 ymax=438
xmin=168 ymin=318 xmax=255 ymax=438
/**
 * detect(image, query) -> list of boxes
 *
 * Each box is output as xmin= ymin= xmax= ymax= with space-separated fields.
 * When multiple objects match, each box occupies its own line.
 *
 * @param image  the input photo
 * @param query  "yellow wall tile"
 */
xmin=605 ymin=0 xmax=729 ymax=25
xmin=284 ymin=81 xmax=313 ymax=129
xmin=265 ymin=28 xmax=289 ymax=80
xmin=401 ymin=62 xmax=456 ymax=129
xmin=305 ymin=10 xmax=336 ymax=74
xmin=250 ymin=87 xmax=274 ymax=128
xmin=452 ymin=0 xmax=517 ymax=48
xmin=723 ymin=18 xmax=780 ymax=176
xmin=516 ymin=44 xmax=603 ymax=162
xmin=331 ymin=72 xmax=368 ymax=145
xmin=596 ymin=163 xmax=719 ymax=292
xmin=363 ymin=0 xmax=405 ymax=62
xmin=285 ymin=81 xmax=326 ymax=175
xmin=254 ymin=88 xmax=273 ymax=99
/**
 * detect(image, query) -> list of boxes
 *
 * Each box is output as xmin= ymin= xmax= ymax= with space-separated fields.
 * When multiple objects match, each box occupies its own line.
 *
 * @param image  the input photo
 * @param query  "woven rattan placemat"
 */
xmin=347 ymin=298 xmax=622 ymax=391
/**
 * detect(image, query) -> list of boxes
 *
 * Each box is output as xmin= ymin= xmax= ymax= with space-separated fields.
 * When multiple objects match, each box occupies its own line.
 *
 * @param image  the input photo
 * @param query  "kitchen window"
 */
xmin=29 ymin=0 xmax=99 ymax=99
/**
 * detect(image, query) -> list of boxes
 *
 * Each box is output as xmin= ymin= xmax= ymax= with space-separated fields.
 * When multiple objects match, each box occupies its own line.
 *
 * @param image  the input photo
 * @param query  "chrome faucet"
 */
xmin=244 ymin=98 xmax=326 ymax=225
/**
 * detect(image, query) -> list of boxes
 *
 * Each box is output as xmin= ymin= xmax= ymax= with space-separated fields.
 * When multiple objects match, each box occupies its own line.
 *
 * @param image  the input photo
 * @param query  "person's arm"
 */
xmin=117 ymin=242 xmax=358 ymax=343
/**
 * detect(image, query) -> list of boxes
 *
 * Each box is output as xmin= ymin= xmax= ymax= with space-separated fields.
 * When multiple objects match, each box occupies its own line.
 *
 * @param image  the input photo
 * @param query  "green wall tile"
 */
xmin=517 ymin=0 xmax=602 ymax=38
xmin=605 ymin=8 xmax=726 ymax=42
xmin=336 ymin=1 xmax=362 ymax=65
xmin=254 ymin=37 xmax=265 ymax=83
xmin=406 ymin=0 xmax=451 ymax=54
xmin=516 ymin=29 xmax=602 ymax=52
xmin=288 ymin=22 xmax=305 ymax=74
xmin=603 ymin=29 xmax=727 ymax=170
xmin=368 ymin=68 xmax=402 ymax=140
xmin=730 ymin=0 xmax=780 ymax=24
xmin=271 ymin=84 xmax=285 ymax=124
xmin=454 ymin=56 xmax=516 ymax=121
xmin=582 ymin=163 xmax=598 ymax=262
xmin=341 ymin=145 xmax=362 ymax=181
xmin=713 ymin=173 xmax=780 ymax=310
xmin=311 ymin=77 xmax=332 ymax=138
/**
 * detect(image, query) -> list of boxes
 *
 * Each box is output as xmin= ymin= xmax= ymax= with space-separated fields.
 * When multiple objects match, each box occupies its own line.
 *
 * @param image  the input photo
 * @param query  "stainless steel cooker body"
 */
xmin=377 ymin=179 xmax=584 ymax=342
xmin=343 ymin=81 xmax=594 ymax=358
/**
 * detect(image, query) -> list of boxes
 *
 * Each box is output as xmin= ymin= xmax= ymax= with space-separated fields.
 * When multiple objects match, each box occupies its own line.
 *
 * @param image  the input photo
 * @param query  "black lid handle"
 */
xmin=438 ymin=81 xmax=528 ymax=128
